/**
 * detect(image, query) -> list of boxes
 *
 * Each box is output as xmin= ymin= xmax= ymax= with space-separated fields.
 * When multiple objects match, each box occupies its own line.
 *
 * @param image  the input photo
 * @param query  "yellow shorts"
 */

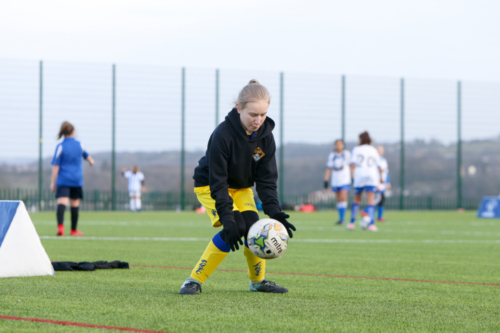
xmin=194 ymin=186 xmax=258 ymax=227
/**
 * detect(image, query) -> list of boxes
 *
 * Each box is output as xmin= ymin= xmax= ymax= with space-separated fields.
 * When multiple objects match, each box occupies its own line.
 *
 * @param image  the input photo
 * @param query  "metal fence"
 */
xmin=1 ymin=59 xmax=499 ymax=211
xmin=0 ymin=188 xmax=483 ymax=213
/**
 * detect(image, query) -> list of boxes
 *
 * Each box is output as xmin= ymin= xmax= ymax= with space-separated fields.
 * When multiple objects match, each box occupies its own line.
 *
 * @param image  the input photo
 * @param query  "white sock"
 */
xmin=130 ymin=199 xmax=136 ymax=211
xmin=135 ymin=198 xmax=142 ymax=211
xmin=336 ymin=201 xmax=348 ymax=209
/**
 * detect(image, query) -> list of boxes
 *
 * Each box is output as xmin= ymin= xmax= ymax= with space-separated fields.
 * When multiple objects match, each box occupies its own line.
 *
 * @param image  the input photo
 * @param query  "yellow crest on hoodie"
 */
xmin=253 ymin=147 xmax=265 ymax=161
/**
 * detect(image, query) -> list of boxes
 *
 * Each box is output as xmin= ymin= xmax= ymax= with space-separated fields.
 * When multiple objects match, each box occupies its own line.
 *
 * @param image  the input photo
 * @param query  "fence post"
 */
xmin=399 ymin=78 xmax=405 ymax=210
xmin=215 ymin=69 xmax=219 ymax=127
xmin=38 ymin=60 xmax=43 ymax=212
xmin=457 ymin=81 xmax=462 ymax=209
xmin=111 ymin=64 xmax=116 ymax=211
xmin=181 ymin=67 xmax=186 ymax=210
xmin=341 ymin=75 xmax=345 ymax=142
xmin=279 ymin=72 xmax=284 ymax=205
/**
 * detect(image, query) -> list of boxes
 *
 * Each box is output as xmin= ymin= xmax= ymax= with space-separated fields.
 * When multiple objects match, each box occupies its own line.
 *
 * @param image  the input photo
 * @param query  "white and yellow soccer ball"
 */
xmin=247 ymin=219 xmax=289 ymax=259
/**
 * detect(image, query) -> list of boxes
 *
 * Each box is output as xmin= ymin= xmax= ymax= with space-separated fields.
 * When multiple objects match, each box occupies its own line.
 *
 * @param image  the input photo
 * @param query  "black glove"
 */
xmin=324 ymin=181 xmax=329 ymax=189
xmin=271 ymin=212 xmax=296 ymax=238
xmin=220 ymin=219 xmax=243 ymax=252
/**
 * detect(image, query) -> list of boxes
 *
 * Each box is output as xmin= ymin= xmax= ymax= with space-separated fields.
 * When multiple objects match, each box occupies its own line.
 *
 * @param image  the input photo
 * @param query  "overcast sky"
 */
xmin=1 ymin=0 xmax=500 ymax=81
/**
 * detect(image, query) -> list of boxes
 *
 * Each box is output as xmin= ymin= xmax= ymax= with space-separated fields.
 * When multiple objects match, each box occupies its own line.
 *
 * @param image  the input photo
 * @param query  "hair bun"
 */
xmin=236 ymin=79 xmax=270 ymax=109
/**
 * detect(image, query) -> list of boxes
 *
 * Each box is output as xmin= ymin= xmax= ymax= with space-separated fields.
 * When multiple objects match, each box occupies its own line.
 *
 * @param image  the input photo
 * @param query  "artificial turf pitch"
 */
xmin=1 ymin=210 xmax=499 ymax=332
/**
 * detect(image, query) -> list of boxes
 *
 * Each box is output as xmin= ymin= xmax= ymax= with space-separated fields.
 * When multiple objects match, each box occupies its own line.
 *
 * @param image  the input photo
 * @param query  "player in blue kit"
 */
xmin=50 ymin=122 xmax=94 ymax=236
xmin=323 ymin=139 xmax=351 ymax=225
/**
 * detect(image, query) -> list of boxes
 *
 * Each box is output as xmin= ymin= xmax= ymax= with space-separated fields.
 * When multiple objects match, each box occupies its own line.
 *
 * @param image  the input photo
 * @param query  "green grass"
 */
xmin=1 ymin=210 xmax=499 ymax=332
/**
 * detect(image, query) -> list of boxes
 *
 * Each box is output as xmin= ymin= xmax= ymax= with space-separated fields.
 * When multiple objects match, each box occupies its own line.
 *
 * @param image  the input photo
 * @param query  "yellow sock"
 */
xmin=189 ymin=241 xmax=229 ymax=284
xmin=244 ymin=246 xmax=266 ymax=282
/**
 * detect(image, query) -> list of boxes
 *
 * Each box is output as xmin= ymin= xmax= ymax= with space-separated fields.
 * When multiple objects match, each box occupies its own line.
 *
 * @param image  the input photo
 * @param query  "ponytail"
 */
xmin=58 ymin=121 xmax=74 ymax=139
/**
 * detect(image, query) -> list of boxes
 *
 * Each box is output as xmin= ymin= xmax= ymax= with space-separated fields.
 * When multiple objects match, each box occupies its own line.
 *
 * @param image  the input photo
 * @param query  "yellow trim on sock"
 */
xmin=189 ymin=241 xmax=228 ymax=284
xmin=244 ymin=246 xmax=266 ymax=282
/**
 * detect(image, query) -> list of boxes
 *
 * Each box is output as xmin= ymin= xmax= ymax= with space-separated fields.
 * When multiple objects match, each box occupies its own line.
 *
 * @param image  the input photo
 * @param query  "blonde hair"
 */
xmin=236 ymin=79 xmax=270 ymax=109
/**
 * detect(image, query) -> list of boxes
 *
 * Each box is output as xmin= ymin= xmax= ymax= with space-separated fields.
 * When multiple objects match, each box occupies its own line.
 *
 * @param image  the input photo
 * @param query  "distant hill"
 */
xmin=282 ymin=139 xmax=500 ymax=198
xmin=1 ymin=138 xmax=499 ymax=199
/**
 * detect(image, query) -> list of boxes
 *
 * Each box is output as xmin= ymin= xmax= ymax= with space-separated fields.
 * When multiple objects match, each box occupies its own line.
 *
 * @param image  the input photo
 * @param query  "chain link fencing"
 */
xmin=1 ymin=59 xmax=498 ymax=211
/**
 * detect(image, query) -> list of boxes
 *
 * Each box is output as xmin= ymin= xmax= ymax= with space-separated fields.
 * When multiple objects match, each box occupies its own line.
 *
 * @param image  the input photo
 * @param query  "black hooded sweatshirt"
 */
xmin=193 ymin=108 xmax=281 ymax=225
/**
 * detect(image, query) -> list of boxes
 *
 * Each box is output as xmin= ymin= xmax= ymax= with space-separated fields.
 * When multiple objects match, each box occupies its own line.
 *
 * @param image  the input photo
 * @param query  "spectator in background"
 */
xmin=122 ymin=166 xmax=145 ymax=212
xmin=51 ymin=121 xmax=94 ymax=236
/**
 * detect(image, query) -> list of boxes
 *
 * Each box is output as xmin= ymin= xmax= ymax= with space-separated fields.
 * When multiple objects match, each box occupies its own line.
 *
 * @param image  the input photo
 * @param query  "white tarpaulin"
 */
xmin=0 ymin=201 xmax=54 ymax=278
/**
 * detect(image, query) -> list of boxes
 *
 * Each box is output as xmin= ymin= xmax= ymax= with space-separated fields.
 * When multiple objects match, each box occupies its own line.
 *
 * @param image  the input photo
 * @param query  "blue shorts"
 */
xmin=354 ymin=186 xmax=377 ymax=195
xmin=56 ymin=186 xmax=83 ymax=199
xmin=331 ymin=185 xmax=350 ymax=193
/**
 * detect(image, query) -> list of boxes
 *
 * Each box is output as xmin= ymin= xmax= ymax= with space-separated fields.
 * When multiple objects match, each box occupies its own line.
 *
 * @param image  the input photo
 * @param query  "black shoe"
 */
xmin=250 ymin=280 xmax=288 ymax=293
xmin=180 ymin=281 xmax=202 ymax=295
xmin=336 ymin=220 xmax=345 ymax=225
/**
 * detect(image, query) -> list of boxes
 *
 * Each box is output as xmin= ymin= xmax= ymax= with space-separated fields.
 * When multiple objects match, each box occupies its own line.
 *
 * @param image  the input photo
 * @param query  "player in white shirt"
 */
xmin=375 ymin=146 xmax=391 ymax=221
xmin=122 ymin=166 xmax=145 ymax=212
xmin=360 ymin=145 xmax=392 ymax=222
xmin=348 ymin=131 xmax=384 ymax=231
xmin=324 ymin=139 xmax=351 ymax=225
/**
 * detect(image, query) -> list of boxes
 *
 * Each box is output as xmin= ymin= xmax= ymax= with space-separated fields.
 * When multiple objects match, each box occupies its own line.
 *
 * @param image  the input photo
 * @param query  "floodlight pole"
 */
xmin=341 ymin=75 xmax=345 ymax=143
xmin=38 ymin=60 xmax=43 ymax=212
xmin=215 ymin=69 xmax=219 ymax=128
xmin=279 ymin=72 xmax=284 ymax=205
xmin=111 ymin=64 xmax=116 ymax=211
xmin=399 ymin=78 xmax=405 ymax=210
xmin=181 ymin=67 xmax=186 ymax=210
xmin=457 ymin=81 xmax=462 ymax=209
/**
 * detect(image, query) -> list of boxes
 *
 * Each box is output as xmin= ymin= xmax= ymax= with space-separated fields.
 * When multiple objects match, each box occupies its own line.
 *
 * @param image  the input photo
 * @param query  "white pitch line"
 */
xmin=296 ymin=239 xmax=500 ymax=244
xmin=293 ymin=227 xmax=500 ymax=236
xmin=377 ymin=228 xmax=500 ymax=237
xmin=40 ymin=236 xmax=212 ymax=242
xmin=32 ymin=221 xmax=500 ymax=236
xmin=33 ymin=220 xmax=202 ymax=225
xmin=33 ymin=221 xmax=203 ymax=227
xmin=32 ymin=220 xmax=451 ymax=226
xmin=38 ymin=236 xmax=500 ymax=244
xmin=33 ymin=219 xmax=491 ymax=227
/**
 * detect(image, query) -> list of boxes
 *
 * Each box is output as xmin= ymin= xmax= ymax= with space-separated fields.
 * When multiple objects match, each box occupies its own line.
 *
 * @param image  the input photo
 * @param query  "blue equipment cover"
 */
xmin=0 ymin=201 xmax=20 ymax=247
xmin=477 ymin=197 xmax=500 ymax=219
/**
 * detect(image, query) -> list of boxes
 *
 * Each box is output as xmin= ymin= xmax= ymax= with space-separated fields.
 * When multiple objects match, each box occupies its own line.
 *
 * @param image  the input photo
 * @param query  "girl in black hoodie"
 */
xmin=180 ymin=80 xmax=296 ymax=294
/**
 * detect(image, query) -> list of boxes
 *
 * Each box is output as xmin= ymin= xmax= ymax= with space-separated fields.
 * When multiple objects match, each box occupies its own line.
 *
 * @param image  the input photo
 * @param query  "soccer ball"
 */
xmin=360 ymin=214 xmax=371 ymax=230
xmin=247 ymin=219 xmax=289 ymax=259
